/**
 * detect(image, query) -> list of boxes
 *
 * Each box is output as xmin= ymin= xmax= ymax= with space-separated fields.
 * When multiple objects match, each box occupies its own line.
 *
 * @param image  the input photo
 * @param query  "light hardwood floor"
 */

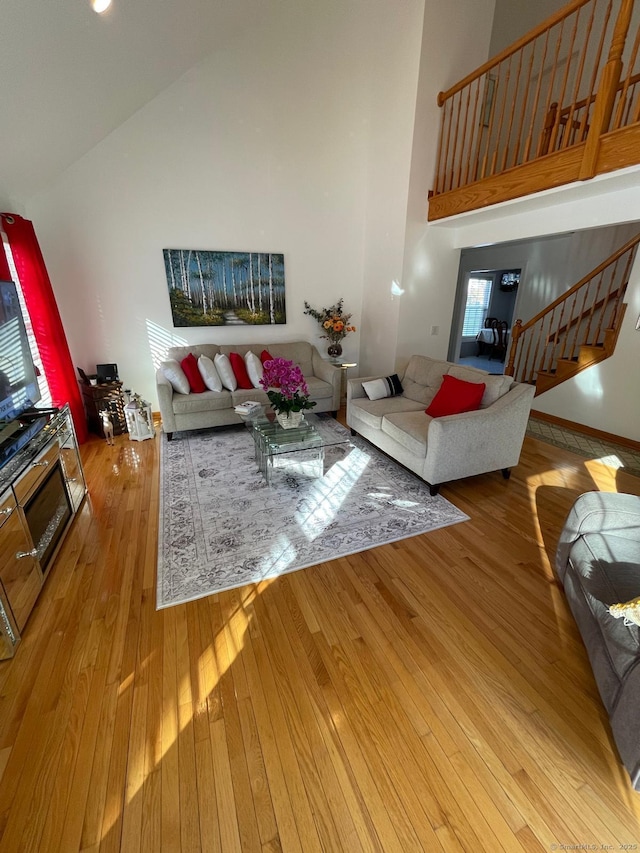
xmin=0 ymin=420 xmax=639 ymax=852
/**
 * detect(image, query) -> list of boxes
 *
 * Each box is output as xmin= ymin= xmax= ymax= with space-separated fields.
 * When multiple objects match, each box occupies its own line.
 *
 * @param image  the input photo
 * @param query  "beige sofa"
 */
xmin=156 ymin=341 xmax=341 ymax=439
xmin=347 ymin=354 xmax=535 ymax=494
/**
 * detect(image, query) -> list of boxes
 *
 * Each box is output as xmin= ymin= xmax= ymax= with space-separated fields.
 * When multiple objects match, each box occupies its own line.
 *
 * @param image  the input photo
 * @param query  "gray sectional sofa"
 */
xmin=156 ymin=341 xmax=341 ymax=439
xmin=555 ymin=491 xmax=640 ymax=791
xmin=346 ymin=354 xmax=535 ymax=494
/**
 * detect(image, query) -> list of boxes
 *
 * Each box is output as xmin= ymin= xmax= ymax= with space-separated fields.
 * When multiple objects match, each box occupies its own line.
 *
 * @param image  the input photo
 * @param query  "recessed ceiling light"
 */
xmin=91 ymin=0 xmax=112 ymax=13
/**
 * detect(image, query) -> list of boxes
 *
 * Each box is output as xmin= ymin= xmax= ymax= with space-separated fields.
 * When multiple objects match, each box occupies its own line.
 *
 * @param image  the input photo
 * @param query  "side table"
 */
xmin=328 ymin=360 xmax=357 ymax=404
xmin=80 ymin=381 xmax=127 ymax=438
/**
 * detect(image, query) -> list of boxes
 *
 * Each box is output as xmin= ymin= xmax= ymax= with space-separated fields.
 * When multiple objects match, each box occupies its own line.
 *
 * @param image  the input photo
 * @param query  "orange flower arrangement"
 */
xmin=304 ymin=299 xmax=356 ymax=344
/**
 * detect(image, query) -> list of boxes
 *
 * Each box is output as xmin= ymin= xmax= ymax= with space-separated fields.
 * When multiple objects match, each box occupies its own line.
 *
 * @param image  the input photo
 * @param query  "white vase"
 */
xmin=276 ymin=411 xmax=304 ymax=429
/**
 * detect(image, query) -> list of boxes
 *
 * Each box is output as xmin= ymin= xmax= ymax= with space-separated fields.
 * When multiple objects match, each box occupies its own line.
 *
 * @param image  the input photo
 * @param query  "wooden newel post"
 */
xmin=505 ymin=319 xmax=522 ymax=377
xmin=579 ymin=0 xmax=633 ymax=180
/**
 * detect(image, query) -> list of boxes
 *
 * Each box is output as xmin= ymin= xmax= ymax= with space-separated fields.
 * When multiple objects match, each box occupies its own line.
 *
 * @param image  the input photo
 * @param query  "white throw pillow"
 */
xmin=362 ymin=374 xmax=404 ymax=401
xmin=197 ymin=355 xmax=223 ymax=392
xmin=214 ymin=352 xmax=237 ymax=391
xmin=160 ymin=359 xmax=190 ymax=395
xmin=244 ymin=350 xmax=264 ymax=388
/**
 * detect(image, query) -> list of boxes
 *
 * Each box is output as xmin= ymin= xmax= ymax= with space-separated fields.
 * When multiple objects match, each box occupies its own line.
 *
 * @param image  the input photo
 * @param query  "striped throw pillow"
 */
xmin=362 ymin=374 xmax=404 ymax=401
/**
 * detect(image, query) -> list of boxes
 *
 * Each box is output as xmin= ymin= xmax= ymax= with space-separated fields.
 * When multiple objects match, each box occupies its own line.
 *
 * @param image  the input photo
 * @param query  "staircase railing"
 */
xmin=429 ymin=0 xmax=639 ymax=219
xmin=505 ymin=232 xmax=640 ymax=388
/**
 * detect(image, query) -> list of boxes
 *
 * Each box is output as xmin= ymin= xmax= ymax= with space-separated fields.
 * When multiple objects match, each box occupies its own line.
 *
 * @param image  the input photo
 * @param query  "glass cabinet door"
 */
xmin=58 ymin=425 xmax=87 ymax=513
xmin=0 ymin=490 xmax=43 ymax=633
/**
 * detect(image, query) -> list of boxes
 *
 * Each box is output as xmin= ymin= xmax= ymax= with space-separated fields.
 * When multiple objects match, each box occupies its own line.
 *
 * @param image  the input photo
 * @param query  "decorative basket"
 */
xmin=275 ymin=410 xmax=304 ymax=429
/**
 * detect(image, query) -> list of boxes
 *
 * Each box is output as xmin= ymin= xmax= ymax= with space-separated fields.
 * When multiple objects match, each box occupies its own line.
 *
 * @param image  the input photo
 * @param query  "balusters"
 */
xmin=529 ymin=313 xmax=546 ymax=378
xmin=611 ymin=250 xmax=634 ymax=325
xmin=583 ymin=0 xmax=614 ymax=140
xmin=575 ymin=278 xmax=593 ymax=354
xmin=614 ymin=26 xmax=640 ymax=127
xmin=488 ymin=60 xmax=510 ymax=178
xmin=448 ymin=91 xmax=462 ymax=192
xmin=443 ymin=100 xmax=455 ymax=193
xmin=584 ymin=268 xmax=607 ymax=344
xmin=431 ymin=0 xmax=637 ymax=206
xmin=524 ymin=31 xmax=551 ymax=161
xmin=537 ymin=25 xmax=563 ymax=155
xmin=561 ymin=3 xmax=595 ymax=149
xmin=522 ymin=325 xmax=537 ymax=384
xmin=512 ymin=42 xmax=537 ymax=167
xmin=455 ymin=85 xmax=471 ymax=189
xmin=545 ymin=307 xmax=560 ymax=372
xmin=506 ymin=235 xmax=639 ymax=393
xmin=463 ymin=77 xmax=482 ymax=185
xmin=501 ymin=48 xmax=525 ymax=171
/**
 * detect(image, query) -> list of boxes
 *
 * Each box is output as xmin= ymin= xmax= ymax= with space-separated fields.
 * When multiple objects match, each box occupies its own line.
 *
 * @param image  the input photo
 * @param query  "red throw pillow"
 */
xmin=229 ymin=352 xmax=254 ymax=389
xmin=260 ymin=349 xmax=274 ymax=365
xmin=425 ymin=374 xmax=486 ymax=417
xmin=180 ymin=353 xmax=206 ymax=393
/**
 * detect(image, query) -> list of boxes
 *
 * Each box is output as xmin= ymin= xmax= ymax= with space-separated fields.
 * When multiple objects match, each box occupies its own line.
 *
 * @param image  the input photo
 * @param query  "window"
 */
xmin=1 ymin=234 xmax=52 ymax=408
xmin=462 ymin=275 xmax=493 ymax=336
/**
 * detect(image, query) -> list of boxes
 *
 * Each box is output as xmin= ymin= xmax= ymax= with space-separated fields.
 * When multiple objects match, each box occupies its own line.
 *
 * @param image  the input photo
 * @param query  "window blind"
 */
xmin=462 ymin=276 xmax=493 ymax=336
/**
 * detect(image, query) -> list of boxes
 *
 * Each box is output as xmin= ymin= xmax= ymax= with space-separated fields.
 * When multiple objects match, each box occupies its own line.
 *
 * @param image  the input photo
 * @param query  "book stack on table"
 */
xmin=234 ymin=401 xmax=263 ymax=417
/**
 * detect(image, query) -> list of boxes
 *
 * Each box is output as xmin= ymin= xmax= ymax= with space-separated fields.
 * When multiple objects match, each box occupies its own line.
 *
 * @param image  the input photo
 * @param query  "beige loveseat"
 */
xmin=156 ymin=341 xmax=341 ymax=440
xmin=347 ymin=355 xmax=535 ymax=494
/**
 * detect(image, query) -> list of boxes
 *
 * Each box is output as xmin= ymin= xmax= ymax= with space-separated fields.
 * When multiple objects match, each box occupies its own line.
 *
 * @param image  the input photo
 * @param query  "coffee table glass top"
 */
xmin=244 ymin=411 xmax=352 ymax=483
xmin=246 ymin=411 xmax=349 ymax=449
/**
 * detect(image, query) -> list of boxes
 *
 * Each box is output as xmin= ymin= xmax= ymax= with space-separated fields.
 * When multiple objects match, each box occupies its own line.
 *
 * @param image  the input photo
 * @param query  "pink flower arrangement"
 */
xmin=260 ymin=357 xmax=317 ymax=414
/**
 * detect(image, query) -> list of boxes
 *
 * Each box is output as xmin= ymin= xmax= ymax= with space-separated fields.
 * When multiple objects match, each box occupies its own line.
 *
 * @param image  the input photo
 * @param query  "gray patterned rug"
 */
xmin=157 ymin=418 xmax=469 ymax=608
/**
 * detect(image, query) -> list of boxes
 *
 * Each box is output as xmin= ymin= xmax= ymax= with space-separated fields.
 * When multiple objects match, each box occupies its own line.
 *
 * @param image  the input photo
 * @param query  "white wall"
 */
xmin=27 ymin=0 xmax=429 ymax=407
xmin=356 ymin=0 xmax=425 ymax=377
xmin=391 ymin=0 xmax=496 ymax=375
xmin=360 ymin=0 xmax=496 ymax=377
xmin=489 ymin=0 xmax=566 ymax=55
xmin=0 ymin=196 xmax=24 ymax=216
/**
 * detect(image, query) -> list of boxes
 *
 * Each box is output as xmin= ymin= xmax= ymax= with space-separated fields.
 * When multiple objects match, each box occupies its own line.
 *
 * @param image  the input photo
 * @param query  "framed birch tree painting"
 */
xmin=163 ymin=249 xmax=286 ymax=327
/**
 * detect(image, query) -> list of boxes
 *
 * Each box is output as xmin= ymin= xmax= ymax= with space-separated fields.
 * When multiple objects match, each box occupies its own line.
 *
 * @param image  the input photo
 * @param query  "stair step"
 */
xmin=556 ymin=358 xmax=579 ymax=377
xmin=534 ymin=373 xmax=560 ymax=394
xmin=578 ymin=344 xmax=605 ymax=364
xmin=535 ymin=344 xmax=609 ymax=394
xmin=535 ymin=342 xmax=611 ymax=392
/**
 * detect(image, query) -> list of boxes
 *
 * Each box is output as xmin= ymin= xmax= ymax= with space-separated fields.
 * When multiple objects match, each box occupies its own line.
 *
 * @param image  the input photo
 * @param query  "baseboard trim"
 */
xmin=530 ymin=410 xmax=640 ymax=452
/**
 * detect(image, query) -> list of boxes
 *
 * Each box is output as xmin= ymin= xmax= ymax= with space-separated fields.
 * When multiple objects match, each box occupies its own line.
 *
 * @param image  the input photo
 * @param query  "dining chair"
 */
xmin=490 ymin=320 xmax=508 ymax=361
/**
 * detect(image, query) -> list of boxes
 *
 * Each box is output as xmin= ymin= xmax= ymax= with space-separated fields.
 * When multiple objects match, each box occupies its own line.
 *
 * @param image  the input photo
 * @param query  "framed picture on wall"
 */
xmin=163 ymin=249 xmax=286 ymax=327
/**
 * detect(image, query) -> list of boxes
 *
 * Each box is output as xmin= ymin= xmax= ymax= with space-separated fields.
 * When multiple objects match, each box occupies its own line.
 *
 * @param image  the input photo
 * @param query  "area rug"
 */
xmin=157 ymin=417 xmax=469 ymax=608
xmin=527 ymin=416 xmax=640 ymax=477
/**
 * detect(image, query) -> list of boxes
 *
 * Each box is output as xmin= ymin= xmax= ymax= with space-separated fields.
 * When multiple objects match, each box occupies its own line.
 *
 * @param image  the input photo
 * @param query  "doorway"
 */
xmin=455 ymin=268 xmax=519 ymax=373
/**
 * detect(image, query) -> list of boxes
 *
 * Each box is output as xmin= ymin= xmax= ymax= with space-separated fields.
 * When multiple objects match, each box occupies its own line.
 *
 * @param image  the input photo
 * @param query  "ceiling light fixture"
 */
xmin=91 ymin=0 xmax=112 ymax=13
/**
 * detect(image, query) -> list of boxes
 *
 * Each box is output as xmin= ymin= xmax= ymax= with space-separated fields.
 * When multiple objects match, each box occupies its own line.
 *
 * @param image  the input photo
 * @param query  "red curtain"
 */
xmin=0 ymin=214 xmax=88 ymax=443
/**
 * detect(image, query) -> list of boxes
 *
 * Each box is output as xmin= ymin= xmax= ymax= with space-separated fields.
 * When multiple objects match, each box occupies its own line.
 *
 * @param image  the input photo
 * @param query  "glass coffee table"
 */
xmin=243 ymin=410 xmax=352 ymax=484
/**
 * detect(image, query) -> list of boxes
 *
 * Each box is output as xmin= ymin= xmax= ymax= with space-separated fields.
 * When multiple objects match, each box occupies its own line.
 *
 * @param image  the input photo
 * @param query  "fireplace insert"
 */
xmin=21 ymin=459 xmax=72 ymax=571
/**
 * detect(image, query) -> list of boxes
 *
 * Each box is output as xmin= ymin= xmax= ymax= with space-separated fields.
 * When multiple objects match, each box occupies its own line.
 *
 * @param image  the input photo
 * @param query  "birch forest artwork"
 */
xmin=163 ymin=249 xmax=286 ymax=327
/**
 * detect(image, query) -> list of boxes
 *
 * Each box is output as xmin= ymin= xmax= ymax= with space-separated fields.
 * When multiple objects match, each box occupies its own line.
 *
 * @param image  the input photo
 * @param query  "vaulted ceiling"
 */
xmin=0 ymin=0 xmax=278 ymax=207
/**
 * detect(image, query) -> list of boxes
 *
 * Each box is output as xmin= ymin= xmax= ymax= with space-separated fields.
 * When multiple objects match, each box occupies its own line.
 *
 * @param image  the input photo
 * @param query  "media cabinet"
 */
xmin=0 ymin=406 xmax=86 ymax=660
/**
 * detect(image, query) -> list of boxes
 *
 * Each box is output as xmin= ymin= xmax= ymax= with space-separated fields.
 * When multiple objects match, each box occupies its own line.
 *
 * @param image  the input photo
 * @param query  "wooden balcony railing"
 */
xmin=505 ymin=232 xmax=640 ymax=393
xmin=428 ymin=0 xmax=640 ymax=220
